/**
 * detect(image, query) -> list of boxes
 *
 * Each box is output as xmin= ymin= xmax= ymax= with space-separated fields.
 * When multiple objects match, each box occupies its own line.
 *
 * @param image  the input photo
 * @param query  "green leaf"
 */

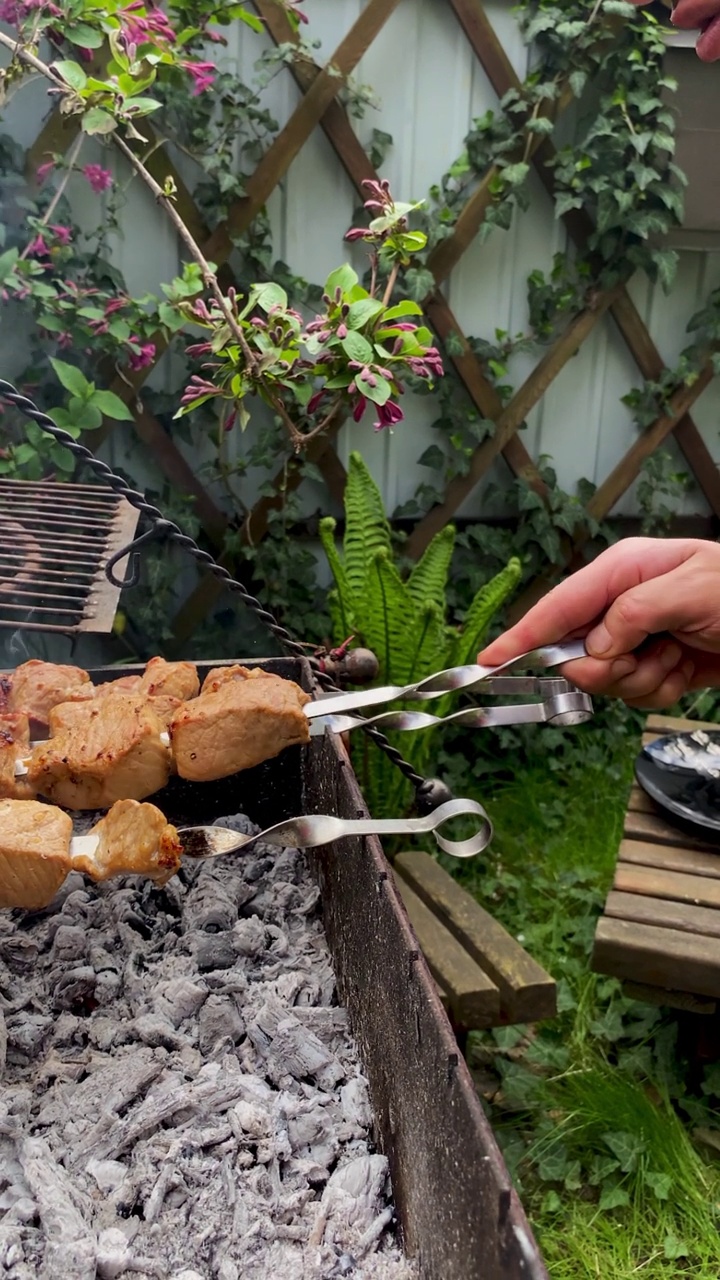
xmin=361 ymin=548 xmax=415 ymax=685
xmin=50 ymin=442 xmax=76 ymax=473
xmin=341 ymin=331 xmax=374 ymax=364
xmin=50 ymin=358 xmax=90 ymax=399
xmin=362 ymin=375 xmax=392 ymax=407
xmin=663 ymin=1232 xmax=689 ymax=1260
xmin=65 ymin=23 xmax=105 ymax=48
xmin=501 ymin=162 xmax=530 ymax=188
xmin=54 ymin=60 xmax=88 ymax=91
xmin=346 ymin=299 xmax=384 ymax=329
xmin=406 ymin=525 xmax=455 ymax=614
xmin=68 ymin=400 xmax=103 ymax=431
xmin=598 ymin=1184 xmax=630 ymax=1212
xmin=252 ymin=282 xmax=288 ymax=313
xmin=82 ymin=108 xmax=118 ymax=135
xmin=417 ymin=445 xmax=445 ymax=471
xmin=646 ymin=1171 xmax=673 ymax=1200
xmin=449 ymin=557 xmax=522 ymax=669
xmin=343 ymin=451 xmax=392 ymax=601
xmin=602 ymin=1130 xmax=646 ymax=1173
xmin=124 ymin=97 xmax=162 ymax=117
xmin=90 ymin=390 xmax=134 ymax=421
xmin=324 ymin=264 xmax=358 ymax=297
xmin=383 ymin=300 xmax=423 ymax=321
xmin=0 ymin=246 xmax=19 ymax=284
xmin=318 ymin=516 xmax=353 ymax=642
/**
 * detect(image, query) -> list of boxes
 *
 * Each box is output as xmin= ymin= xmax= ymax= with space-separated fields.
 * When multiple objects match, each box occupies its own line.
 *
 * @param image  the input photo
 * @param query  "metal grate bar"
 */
xmin=0 ymin=478 xmax=140 ymax=634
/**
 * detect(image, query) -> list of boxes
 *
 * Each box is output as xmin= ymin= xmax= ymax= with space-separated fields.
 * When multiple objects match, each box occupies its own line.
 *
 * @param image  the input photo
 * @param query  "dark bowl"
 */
xmin=636 ymin=728 xmax=720 ymax=837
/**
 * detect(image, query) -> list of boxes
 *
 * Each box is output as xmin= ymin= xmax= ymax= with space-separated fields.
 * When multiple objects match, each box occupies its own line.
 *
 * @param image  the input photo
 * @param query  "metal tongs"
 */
xmin=305 ymin=638 xmax=592 ymax=734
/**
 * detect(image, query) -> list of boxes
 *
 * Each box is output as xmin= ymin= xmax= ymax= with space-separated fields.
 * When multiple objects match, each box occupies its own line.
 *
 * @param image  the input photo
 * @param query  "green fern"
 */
xmin=448 ymin=556 xmax=523 ymax=668
xmin=319 ymin=516 xmax=353 ymax=640
xmin=406 ymin=525 xmax=455 ymax=614
xmin=319 ymin=461 xmax=522 ymax=817
xmin=343 ymin=452 xmax=392 ymax=599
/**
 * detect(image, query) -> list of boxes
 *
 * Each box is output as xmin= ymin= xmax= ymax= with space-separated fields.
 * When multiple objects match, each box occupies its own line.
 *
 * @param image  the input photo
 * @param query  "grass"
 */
xmin=439 ymin=707 xmax=720 ymax=1278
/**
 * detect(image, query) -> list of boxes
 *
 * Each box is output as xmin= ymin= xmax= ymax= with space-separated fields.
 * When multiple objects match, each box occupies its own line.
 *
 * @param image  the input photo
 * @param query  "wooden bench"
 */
xmin=392 ymin=850 xmax=557 ymax=1050
xmin=593 ymin=713 xmax=720 ymax=1015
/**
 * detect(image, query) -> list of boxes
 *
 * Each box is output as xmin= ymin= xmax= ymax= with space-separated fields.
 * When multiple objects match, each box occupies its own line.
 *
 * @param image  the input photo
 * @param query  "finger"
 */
xmin=478 ymin=538 xmax=699 ymax=666
xmin=556 ymin=641 xmax=682 ymax=699
xmin=598 ymin=643 xmax=683 ymax=702
xmin=623 ymin=663 xmax=695 ymax=710
xmin=585 ymin=557 xmax=713 ymax=658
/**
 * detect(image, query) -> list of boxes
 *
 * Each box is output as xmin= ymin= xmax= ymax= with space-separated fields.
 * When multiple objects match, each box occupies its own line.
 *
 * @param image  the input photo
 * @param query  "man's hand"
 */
xmin=477 ymin=538 xmax=720 ymax=708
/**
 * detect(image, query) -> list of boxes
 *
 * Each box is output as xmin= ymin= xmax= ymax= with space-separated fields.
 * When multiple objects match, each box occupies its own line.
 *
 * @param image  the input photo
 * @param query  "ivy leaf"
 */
xmin=598 ymin=1184 xmax=630 ymax=1212
xmin=602 ymin=1130 xmax=646 ymax=1173
xmin=646 ymin=1171 xmax=673 ymax=1200
xmin=663 ymin=1233 xmax=689 ymax=1261
xmin=652 ymin=249 xmax=678 ymax=294
xmin=50 ymin=358 xmax=90 ymax=399
xmin=501 ymin=163 xmax=530 ymax=188
xmin=90 ymin=390 xmax=134 ymax=421
xmin=82 ymin=108 xmax=117 ymax=135
xmin=568 ymin=70 xmax=587 ymax=98
xmin=53 ymin=60 xmax=88 ymax=91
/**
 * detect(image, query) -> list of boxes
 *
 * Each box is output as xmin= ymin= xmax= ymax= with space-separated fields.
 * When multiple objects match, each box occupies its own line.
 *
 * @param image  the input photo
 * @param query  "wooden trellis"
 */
xmin=22 ymin=0 xmax=720 ymax=643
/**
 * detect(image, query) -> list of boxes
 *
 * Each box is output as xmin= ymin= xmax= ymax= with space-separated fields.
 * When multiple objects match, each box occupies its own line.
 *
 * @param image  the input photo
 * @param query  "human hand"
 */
xmin=477 ymin=538 xmax=720 ymax=708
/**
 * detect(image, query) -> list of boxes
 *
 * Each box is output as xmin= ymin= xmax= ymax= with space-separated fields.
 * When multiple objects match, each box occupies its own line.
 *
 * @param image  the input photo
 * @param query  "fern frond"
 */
xmin=403 ymin=600 xmax=448 ymax=687
xmin=319 ymin=516 xmax=353 ymax=643
xmin=361 ymin=549 xmax=415 ymax=685
xmin=406 ymin=525 xmax=455 ymax=614
xmin=343 ymin=452 xmax=392 ymax=599
xmin=449 ymin=556 xmax=522 ymax=668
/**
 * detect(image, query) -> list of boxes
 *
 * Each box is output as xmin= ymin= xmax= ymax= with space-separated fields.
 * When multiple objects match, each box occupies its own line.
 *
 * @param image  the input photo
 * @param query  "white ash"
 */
xmin=0 ymin=812 xmax=417 ymax=1280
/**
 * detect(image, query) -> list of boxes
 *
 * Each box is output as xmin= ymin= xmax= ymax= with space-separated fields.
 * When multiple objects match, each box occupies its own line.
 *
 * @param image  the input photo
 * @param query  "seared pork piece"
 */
xmin=49 ymin=692 xmax=182 ymax=736
xmin=171 ymin=672 xmax=310 ymax=781
xmin=8 ymin=659 xmax=91 ymax=725
xmin=71 ymin=798 xmax=182 ymax=886
xmin=0 ymin=798 xmax=72 ymax=909
xmin=201 ymin=664 xmax=269 ymax=696
xmin=61 ymin=674 xmax=143 ymax=706
xmin=0 ymin=713 xmax=35 ymax=800
xmin=29 ymin=694 xmax=171 ymax=810
xmin=139 ymin=656 xmax=199 ymax=701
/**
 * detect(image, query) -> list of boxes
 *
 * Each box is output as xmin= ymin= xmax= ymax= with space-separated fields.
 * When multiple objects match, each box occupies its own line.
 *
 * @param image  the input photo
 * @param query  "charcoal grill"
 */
xmin=0 ymin=478 xmax=139 ymax=634
xmin=68 ymin=655 xmax=548 ymax=1280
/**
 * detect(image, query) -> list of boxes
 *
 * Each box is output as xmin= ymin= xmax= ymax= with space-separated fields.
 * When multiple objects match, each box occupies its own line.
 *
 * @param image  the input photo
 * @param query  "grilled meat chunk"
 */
xmin=0 ymin=799 xmax=72 ymax=909
xmin=8 ymin=660 xmax=92 ymax=726
xmin=171 ymin=672 xmax=310 ymax=781
xmin=200 ymin=664 xmax=271 ymax=696
xmin=29 ymin=694 xmax=171 ymax=810
xmin=71 ymin=798 xmax=182 ymax=886
xmin=0 ymin=713 xmax=35 ymax=801
xmin=49 ymin=692 xmax=182 ymax=736
xmin=139 ymin=657 xmax=199 ymax=701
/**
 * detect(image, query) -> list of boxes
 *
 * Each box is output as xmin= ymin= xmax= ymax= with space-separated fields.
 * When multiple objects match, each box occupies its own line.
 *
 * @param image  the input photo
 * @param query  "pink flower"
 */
xmin=128 ymin=339 xmax=155 ymax=370
xmin=181 ymin=374 xmax=220 ymax=406
xmin=26 ymin=234 xmax=49 ymax=258
xmin=118 ymin=1 xmax=176 ymax=46
xmin=36 ymin=160 xmax=55 ymax=185
xmin=57 ymin=331 xmax=73 ymax=348
xmin=182 ymin=61 xmax=216 ymax=95
xmin=83 ymin=163 xmax=113 ymax=193
xmin=104 ymin=296 xmax=128 ymax=315
xmin=49 ymin=224 xmax=72 ymax=245
xmin=352 ymin=396 xmax=367 ymax=423
xmin=306 ymin=390 xmax=325 ymax=416
xmin=374 ymin=399 xmax=404 ymax=431
xmin=78 ymin=46 xmax=93 ymax=61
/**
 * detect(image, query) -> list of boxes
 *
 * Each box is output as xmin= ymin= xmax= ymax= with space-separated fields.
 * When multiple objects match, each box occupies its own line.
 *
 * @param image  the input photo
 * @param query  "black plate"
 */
xmin=636 ymin=729 xmax=720 ymax=837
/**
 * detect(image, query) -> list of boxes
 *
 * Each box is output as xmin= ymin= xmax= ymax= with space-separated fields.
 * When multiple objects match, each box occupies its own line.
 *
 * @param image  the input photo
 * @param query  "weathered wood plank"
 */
xmin=618 ymin=837 xmax=720 ymax=876
xmin=592 ymin=916 xmax=720 ymax=998
xmin=392 ymin=873 xmax=501 ymax=1028
xmin=624 ymin=808 xmax=720 ymax=852
xmin=394 ymin=850 xmax=556 ymax=1023
xmin=615 ymin=861 xmax=720 ymax=910
xmin=606 ymin=889 xmax=720 ymax=939
xmin=621 ymin=980 xmax=716 ymax=1015
xmin=645 ymin=714 xmax=716 ymax=735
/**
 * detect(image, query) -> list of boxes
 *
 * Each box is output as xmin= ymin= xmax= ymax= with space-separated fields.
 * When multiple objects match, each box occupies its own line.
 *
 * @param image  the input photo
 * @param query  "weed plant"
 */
xmin=440 ymin=700 xmax=720 ymax=1278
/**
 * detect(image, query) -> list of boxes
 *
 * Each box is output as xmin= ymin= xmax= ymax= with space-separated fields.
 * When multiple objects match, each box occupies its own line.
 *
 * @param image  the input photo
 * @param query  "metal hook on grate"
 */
xmin=105 ymin=520 xmax=175 ymax=588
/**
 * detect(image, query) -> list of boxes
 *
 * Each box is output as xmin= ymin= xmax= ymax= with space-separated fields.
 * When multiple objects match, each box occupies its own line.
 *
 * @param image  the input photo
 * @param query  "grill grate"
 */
xmin=0 ymin=478 xmax=140 ymax=633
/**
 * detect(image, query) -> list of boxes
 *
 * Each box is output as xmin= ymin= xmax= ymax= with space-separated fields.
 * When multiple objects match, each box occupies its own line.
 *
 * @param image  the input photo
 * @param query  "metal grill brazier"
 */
xmin=68 ymin=655 xmax=548 ymax=1280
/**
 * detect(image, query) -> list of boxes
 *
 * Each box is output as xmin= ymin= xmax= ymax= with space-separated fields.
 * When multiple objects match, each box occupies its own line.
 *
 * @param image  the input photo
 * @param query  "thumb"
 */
xmin=585 ymin=564 xmax=701 ymax=658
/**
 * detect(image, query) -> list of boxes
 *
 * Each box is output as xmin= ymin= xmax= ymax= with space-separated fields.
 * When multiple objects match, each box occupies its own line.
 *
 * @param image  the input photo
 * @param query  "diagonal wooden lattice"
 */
xmin=23 ymin=0 xmax=720 ymax=642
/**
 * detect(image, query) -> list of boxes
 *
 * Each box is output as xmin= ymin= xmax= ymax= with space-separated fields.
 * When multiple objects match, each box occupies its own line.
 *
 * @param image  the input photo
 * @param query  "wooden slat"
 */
xmin=393 ymin=873 xmax=501 ymax=1028
xmin=624 ymin=808 xmax=720 ymax=852
xmin=618 ymin=837 xmax=720 ymax=876
xmin=592 ymin=916 xmax=720 ymax=998
xmin=394 ymin=850 xmax=556 ymax=1023
xmin=606 ymin=889 xmax=720 ymax=939
xmin=615 ymin=861 xmax=720 ymax=910
xmin=645 ymin=714 xmax=716 ymax=735
xmin=621 ymin=980 xmax=716 ymax=1015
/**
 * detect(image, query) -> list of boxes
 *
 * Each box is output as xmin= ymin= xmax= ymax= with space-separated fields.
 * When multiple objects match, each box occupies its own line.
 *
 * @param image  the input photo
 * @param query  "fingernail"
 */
xmin=610 ymin=656 xmax=637 ymax=680
xmin=586 ymin=623 xmax=612 ymax=656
